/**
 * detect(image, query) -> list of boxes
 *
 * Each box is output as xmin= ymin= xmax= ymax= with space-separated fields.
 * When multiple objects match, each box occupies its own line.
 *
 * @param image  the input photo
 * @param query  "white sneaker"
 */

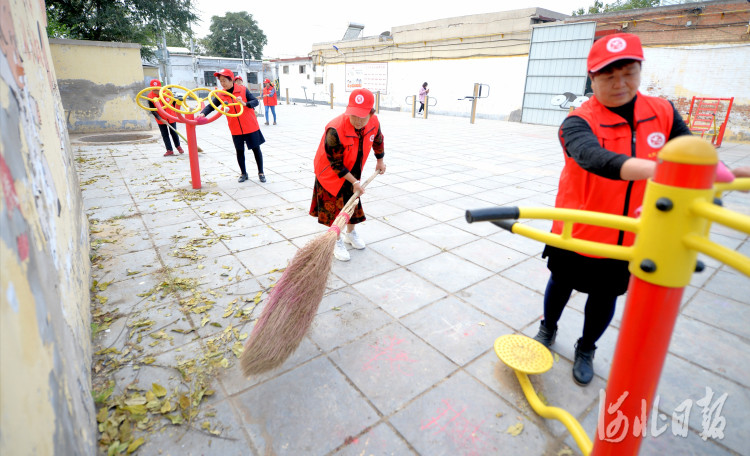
xmin=333 ymin=238 xmax=350 ymax=261
xmin=343 ymin=229 xmax=366 ymax=249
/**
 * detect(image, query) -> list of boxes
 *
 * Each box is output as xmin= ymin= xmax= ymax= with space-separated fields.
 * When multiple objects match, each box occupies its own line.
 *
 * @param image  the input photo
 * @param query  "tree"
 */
xmin=203 ymin=12 xmax=267 ymax=59
xmin=573 ymin=0 xmax=659 ymax=16
xmin=45 ymin=0 xmax=199 ymax=57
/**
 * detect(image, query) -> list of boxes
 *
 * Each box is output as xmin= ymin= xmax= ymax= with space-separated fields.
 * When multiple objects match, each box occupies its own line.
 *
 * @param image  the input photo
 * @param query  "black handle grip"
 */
xmin=465 ymin=207 xmax=520 ymax=223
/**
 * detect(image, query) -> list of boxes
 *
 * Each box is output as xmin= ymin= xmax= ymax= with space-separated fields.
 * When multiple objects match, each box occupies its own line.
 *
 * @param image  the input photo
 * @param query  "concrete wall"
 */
xmin=49 ymin=38 xmax=151 ymax=133
xmin=641 ymin=44 xmax=750 ymax=141
xmin=1 ymin=1 xmax=95 ymax=455
xmin=308 ymin=8 xmax=566 ymax=119
xmin=312 ymin=57 xmax=529 ymax=120
xmin=273 ymin=57 xmax=314 ymax=104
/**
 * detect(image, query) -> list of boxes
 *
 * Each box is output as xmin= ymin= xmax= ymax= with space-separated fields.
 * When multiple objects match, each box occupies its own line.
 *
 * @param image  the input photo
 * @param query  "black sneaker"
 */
xmin=258 ymin=173 xmax=266 ymax=183
xmin=573 ymin=339 xmax=596 ymax=386
xmin=533 ymin=321 xmax=557 ymax=348
xmin=238 ymin=174 xmax=248 ymax=183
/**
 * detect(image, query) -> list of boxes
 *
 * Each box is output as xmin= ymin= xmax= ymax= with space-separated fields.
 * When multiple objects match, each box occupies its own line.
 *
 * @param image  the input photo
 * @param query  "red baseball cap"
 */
xmin=234 ymin=75 xmax=243 ymax=81
xmin=214 ymin=68 xmax=234 ymax=79
xmin=149 ymin=79 xmax=161 ymax=87
xmin=264 ymin=78 xmax=271 ymax=84
xmin=587 ymin=33 xmax=644 ymax=73
xmin=344 ymin=89 xmax=374 ymax=117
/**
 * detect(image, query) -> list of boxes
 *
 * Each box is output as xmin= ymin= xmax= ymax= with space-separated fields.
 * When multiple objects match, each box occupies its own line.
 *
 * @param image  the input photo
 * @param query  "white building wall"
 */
xmin=275 ymin=59 xmax=314 ymax=104
xmin=307 ymin=57 xmax=529 ymax=120
xmin=640 ymin=44 xmax=750 ymax=141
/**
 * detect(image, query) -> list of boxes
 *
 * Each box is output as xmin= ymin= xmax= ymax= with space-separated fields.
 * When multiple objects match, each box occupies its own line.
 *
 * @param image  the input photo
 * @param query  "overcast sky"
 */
xmin=192 ymin=0 xmax=593 ymax=58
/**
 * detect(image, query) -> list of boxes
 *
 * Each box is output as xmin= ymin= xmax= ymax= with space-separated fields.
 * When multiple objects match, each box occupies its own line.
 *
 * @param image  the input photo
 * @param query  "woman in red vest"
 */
xmin=147 ymin=79 xmax=184 ymax=157
xmin=310 ymin=88 xmax=386 ymax=262
xmin=532 ymin=34 xmax=693 ymax=386
xmin=262 ymin=78 xmax=278 ymax=125
xmin=196 ymin=69 xmax=266 ymax=183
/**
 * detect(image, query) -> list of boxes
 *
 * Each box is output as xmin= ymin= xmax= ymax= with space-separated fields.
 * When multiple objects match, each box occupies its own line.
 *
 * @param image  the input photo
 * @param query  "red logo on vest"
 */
xmin=647 ymin=132 xmax=666 ymax=149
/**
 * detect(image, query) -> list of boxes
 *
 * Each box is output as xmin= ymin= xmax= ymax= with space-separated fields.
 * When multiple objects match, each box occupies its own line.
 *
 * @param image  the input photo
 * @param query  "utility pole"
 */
xmin=240 ymin=37 xmax=247 ymax=77
xmin=161 ymin=32 xmax=170 ymax=84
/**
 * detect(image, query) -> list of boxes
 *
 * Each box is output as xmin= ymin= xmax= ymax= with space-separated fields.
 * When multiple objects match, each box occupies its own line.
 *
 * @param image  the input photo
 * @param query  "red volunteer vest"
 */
xmin=263 ymin=85 xmax=278 ymax=106
xmin=552 ymin=92 xmax=674 ymax=253
xmin=149 ymin=90 xmax=176 ymax=125
xmin=313 ymin=113 xmax=380 ymax=196
xmin=217 ymin=84 xmax=260 ymax=136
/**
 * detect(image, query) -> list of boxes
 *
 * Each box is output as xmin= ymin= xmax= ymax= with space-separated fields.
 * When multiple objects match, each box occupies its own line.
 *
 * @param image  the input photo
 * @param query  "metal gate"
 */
xmin=521 ymin=22 xmax=596 ymax=126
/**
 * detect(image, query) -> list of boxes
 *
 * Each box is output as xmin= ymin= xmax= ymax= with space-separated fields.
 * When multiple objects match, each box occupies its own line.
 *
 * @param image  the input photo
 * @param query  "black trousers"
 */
xmin=231 ymin=134 xmax=264 ymax=176
xmin=157 ymin=123 xmax=180 ymax=150
xmin=542 ymin=273 xmax=617 ymax=350
xmin=418 ymin=102 xmax=425 ymax=113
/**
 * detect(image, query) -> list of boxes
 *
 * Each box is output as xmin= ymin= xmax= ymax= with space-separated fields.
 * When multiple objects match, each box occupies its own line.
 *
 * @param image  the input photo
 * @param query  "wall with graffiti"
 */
xmin=0 ymin=1 xmax=95 ymax=454
xmin=49 ymin=38 xmax=152 ymax=134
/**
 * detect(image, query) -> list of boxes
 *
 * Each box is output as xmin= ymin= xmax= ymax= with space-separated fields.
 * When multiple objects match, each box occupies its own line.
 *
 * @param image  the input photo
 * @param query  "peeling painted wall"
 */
xmin=49 ymin=38 xmax=151 ymax=133
xmin=1 ymin=1 xmax=95 ymax=455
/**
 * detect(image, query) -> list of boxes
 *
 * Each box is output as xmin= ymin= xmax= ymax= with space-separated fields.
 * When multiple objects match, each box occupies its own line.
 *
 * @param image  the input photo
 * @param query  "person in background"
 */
xmin=418 ymin=82 xmax=429 ymax=114
xmin=532 ymin=33 xmax=694 ymax=386
xmin=262 ymin=78 xmax=278 ymax=125
xmin=310 ymin=88 xmax=386 ymax=262
xmin=196 ymin=69 xmax=266 ymax=183
xmin=147 ymin=79 xmax=184 ymax=157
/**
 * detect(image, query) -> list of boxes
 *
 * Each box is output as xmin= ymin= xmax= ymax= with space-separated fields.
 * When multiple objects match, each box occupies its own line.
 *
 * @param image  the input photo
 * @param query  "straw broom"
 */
xmin=240 ymin=170 xmax=381 ymax=376
xmin=155 ymin=113 xmax=204 ymax=152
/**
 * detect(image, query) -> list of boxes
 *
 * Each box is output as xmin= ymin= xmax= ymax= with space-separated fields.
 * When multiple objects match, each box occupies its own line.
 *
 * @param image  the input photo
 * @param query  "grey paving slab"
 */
xmin=458 ymin=275 xmax=544 ymax=331
xmin=368 ymin=233 xmax=443 ymax=266
xmin=669 ymin=315 xmax=750 ymax=388
xmin=400 ymin=296 xmax=513 ymax=366
xmin=310 ymin=288 xmax=395 ymax=352
xmin=80 ymin=104 xmax=750 ymax=455
xmin=331 ymin=322 xmax=457 ymax=415
xmin=329 ymin=248 xmax=400 ymax=285
xmin=389 ymin=370 xmax=549 ymax=455
xmin=332 ymin=423 xmax=415 ymax=456
xmin=232 ymin=357 xmax=378 ymax=456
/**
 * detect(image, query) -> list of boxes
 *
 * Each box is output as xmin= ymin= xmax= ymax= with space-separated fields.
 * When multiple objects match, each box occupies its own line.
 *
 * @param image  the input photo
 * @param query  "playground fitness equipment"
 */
xmin=466 ymin=136 xmax=750 ymax=456
xmin=135 ymin=84 xmax=245 ymax=189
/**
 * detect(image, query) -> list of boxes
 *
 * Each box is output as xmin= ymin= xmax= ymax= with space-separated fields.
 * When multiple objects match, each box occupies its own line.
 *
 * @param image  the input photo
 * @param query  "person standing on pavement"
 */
xmin=147 ymin=79 xmax=184 ymax=157
xmin=310 ymin=88 xmax=386 ymax=262
xmin=196 ymin=69 xmax=266 ymax=183
xmin=262 ymin=78 xmax=278 ymax=125
xmin=532 ymin=33 xmax=693 ymax=386
xmin=418 ymin=82 xmax=429 ymax=114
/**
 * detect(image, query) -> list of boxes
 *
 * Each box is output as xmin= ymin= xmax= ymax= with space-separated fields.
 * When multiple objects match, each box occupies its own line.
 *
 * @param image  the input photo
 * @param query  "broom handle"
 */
xmin=334 ymin=170 xmax=380 ymax=227
xmin=342 ymin=170 xmax=380 ymax=214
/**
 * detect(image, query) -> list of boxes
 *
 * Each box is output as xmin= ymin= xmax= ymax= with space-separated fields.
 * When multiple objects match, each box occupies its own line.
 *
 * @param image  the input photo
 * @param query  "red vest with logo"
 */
xmin=217 ymin=84 xmax=260 ymax=136
xmin=553 ymin=92 xmax=674 ymax=253
xmin=313 ymin=113 xmax=380 ymax=196
xmin=263 ymin=85 xmax=278 ymax=106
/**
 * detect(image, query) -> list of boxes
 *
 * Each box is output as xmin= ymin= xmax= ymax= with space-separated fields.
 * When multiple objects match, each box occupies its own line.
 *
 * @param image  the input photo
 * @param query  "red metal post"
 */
xmin=184 ymin=113 xmax=201 ymax=189
xmin=592 ymin=149 xmax=716 ymax=455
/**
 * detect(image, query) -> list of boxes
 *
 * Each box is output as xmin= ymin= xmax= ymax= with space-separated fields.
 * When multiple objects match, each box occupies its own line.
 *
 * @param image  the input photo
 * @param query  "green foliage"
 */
xmin=45 ymin=0 xmax=199 ymax=58
xmin=203 ymin=12 xmax=267 ymax=59
xmin=573 ymin=0 xmax=659 ymax=16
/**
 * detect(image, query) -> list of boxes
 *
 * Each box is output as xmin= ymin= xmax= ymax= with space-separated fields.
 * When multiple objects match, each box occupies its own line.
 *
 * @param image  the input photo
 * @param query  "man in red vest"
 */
xmin=532 ymin=33 xmax=693 ymax=385
xmin=310 ymin=88 xmax=386 ymax=261
xmin=262 ymin=78 xmax=278 ymax=125
xmin=196 ymin=69 xmax=266 ymax=183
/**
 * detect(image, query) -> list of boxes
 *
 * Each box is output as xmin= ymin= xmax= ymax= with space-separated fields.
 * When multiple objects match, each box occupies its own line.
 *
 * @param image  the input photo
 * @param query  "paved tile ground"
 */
xmin=78 ymin=103 xmax=749 ymax=456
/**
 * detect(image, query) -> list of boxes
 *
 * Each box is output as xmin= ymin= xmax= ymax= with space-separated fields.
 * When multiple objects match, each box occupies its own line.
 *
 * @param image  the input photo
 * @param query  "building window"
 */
xmin=247 ymin=72 xmax=258 ymax=84
xmin=204 ymin=71 xmax=217 ymax=86
xmin=283 ymin=65 xmax=289 ymax=74
xmin=299 ymin=65 xmax=306 ymax=74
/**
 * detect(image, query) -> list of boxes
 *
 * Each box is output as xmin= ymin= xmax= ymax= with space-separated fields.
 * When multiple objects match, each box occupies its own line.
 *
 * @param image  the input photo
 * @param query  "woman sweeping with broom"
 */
xmin=310 ymin=88 xmax=387 ymax=261
xmin=240 ymin=89 xmax=385 ymax=377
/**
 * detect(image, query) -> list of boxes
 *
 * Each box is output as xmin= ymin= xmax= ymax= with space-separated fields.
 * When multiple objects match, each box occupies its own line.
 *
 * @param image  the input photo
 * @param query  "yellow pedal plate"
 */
xmin=494 ymin=334 xmax=553 ymax=375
